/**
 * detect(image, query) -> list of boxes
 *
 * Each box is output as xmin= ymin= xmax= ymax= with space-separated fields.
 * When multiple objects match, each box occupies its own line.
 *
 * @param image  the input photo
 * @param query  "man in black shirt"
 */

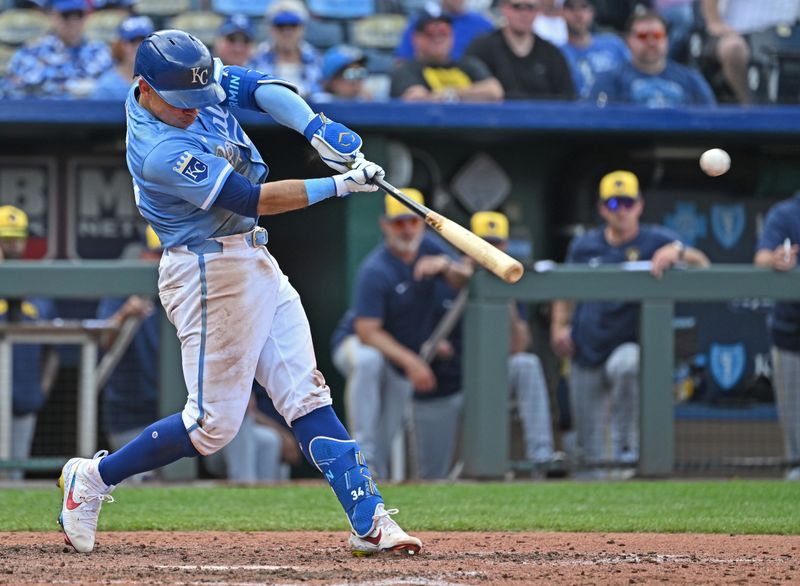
xmin=390 ymin=10 xmax=504 ymax=102
xmin=466 ymin=0 xmax=576 ymax=100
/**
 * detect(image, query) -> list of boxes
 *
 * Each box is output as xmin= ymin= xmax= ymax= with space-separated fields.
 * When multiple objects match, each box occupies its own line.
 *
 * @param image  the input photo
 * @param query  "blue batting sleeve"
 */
xmin=221 ymin=65 xmax=299 ymax=113
xmin=254 ymin=83 xmax=315 ymax=133
xmin=304 ymin=177 xmax=337 ymax=206
xmin=212 ymin=172 xmax=261 ymax=217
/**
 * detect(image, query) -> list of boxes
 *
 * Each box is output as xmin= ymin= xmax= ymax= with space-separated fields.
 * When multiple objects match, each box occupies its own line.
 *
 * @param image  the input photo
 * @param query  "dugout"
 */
xmin=1 ymin=99 xmax=799 ymax=479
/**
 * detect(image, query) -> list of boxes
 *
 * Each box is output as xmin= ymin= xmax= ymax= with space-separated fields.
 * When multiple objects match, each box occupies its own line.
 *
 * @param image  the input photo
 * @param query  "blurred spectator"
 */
xmin=330 ymin=190 xmax=472 ymax=479
xmin=212 ymin=14 xmax=256 ymax=67
xmin=395 ymin=0 xmax=495 ymax=62
xmin=550 ymin=171 xmax=709 ymax=477
xmin=90 ymin=15 xmax=154 ymax=100
xmin=591 ymin=9 xmax=716 ymax=107
xmin=465 ymin=0 xmax=575 ymax=100
xmin=700 ymin=0 xmax=800 ymax=104
xmin=96 ymin=225 xmax=161 ymax=482
xmin=470 ymin=211 xmax=561 ymax=472
xmin=313 ymin=45 xmax=373 ymax=102
xmin=560 ymin=0 xmax=630 ymax=99
xmin=390 ymin=11 xmax=504 ymax=102
xmin=250 ymin=0 xmax=322 ymax=98
xmin=654 ymin=0 xmax=696 ymax=62
xmin=2 ymin=0 xmax=112 ymax=98
xmin=219 ymin=384 xmax=303 ymax=483
xmin=0 ymin=205 xmax=59 ymax=481
xmin=534 ymin=0 xmax=568 ymax=46
xmin=754 ymin=193 xmax=800 ymax=481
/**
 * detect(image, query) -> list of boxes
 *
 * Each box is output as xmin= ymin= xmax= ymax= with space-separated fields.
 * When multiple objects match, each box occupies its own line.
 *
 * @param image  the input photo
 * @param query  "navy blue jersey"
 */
xmin=97 ymin=298 xmax=159 ymax=433
xmin=352 ymin=233 xmax=456 ymax=354
xmin=1 ymin=298 xmax=56 ymax=415
xmin=756 ymin=194 xmax=800 ymax=351
xmin=566 ymin=224 xmax=680 ymax=366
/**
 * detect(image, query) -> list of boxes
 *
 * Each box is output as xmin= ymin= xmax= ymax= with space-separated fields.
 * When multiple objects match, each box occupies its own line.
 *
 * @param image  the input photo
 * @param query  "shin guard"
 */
xmin=308 ymin=436 xmax=382 ymax=537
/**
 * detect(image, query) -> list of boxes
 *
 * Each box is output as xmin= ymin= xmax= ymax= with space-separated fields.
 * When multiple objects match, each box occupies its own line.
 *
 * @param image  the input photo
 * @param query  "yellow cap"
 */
xmin=144 ymin=225 xmax=162 ymax=250
xmin=0 ymin=205 xmax=29 ymax=238
xmin=384 ymin=188 xmax=424 ymax=220
xmin=471 ymin=211 xmax=508 ymax=242
xmin=599 ymin=170 xmax=639 ymax=200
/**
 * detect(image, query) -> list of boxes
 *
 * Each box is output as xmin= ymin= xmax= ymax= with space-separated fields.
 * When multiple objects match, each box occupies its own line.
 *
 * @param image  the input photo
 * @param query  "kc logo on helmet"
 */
xmin=191 ymin=67 xmax=209 ymax=85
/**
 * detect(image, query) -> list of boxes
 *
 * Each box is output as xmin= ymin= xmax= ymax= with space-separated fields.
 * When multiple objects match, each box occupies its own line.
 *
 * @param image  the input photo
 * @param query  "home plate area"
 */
xmin=1 ymin=531 xmax=798 ymax=584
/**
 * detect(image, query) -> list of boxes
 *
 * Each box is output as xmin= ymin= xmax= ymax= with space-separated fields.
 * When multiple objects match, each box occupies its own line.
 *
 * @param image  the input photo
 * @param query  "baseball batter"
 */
xmin=57 ymin=29 xmax=421 ymax=557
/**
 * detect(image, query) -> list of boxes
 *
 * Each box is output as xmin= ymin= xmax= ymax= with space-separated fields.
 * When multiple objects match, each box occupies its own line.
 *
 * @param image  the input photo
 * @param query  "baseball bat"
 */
xmin=375 ymin=178 xmax=524 ymax=284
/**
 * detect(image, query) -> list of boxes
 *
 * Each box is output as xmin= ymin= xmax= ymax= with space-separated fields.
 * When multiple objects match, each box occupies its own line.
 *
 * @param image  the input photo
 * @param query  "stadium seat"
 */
xmin=166 ymin=11 xmax=224 ymax=47
xmin=0 ymin=8 xmax=48 ymax=46
xmin=0 ymin=42 xmax=14 ymax=76
xmin=84 ymin=9 xmax=128 ymax=44
xmin=133 ymin=0 xmax=191 ymax=17
xmin=349 ymin=14 xmax=407 ymax=50
xmin=307 ymin=0 xmax=375 ymax=20
xmin=305 ymin=18 xmax=346 ymax=50
xmin=362 ymin=47 xmax=395 ymax=74
xmin=212 ymin=0 xmax=271 ymax=17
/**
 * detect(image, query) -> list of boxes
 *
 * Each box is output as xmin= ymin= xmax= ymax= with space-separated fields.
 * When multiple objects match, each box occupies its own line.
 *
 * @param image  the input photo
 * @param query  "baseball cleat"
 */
xmin=348 ymin=503 xmax=422 ymax=557
xmin=57 ymin=451 xmax=115 ymax=553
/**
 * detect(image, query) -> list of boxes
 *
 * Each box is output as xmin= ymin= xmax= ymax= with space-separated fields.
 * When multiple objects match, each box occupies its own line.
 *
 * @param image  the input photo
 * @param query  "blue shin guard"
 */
xmin=308 ymin=436 xmax=382 ymax=537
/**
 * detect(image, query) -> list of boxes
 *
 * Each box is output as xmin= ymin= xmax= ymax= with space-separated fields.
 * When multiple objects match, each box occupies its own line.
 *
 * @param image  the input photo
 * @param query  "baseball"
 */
xmin=699 ymin=148 xmax=731 ymax=177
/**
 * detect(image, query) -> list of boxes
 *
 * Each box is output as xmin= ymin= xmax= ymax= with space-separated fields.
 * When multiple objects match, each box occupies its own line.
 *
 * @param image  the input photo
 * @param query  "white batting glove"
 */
xmin=333 ymin=161 xmax=385 ymax=197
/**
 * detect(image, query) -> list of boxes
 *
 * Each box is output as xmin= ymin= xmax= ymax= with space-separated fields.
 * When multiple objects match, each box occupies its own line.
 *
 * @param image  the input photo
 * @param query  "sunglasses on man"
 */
xmin=339 ymin=66 xmax=368 ymax=81
xmin=604 ymin=196 xmax=638 ymax=211
xmin=632 ymin=30 xmax=667 ymax=42
xmin=508 ymin=2 xmax=540 ymax=11
xmin=59 ymin=10 xmax=86 ymax=20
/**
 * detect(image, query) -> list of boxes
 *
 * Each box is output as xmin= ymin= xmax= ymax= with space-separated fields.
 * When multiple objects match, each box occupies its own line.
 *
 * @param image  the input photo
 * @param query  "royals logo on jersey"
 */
xmin=173 ymin=152 xmax=209 ymax=183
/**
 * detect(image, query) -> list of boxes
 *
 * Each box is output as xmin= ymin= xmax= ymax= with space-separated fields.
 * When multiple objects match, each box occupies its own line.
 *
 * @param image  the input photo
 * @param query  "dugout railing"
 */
xmin=2 ymin=262 xmax=799 ymax=480
xmin=462 ymin=265 xmax=800 ymax=479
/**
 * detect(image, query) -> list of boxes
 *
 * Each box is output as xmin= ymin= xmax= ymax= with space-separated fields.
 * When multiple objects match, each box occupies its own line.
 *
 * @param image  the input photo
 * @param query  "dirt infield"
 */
xmin=1 ymin=531 xmax=798 ymax=585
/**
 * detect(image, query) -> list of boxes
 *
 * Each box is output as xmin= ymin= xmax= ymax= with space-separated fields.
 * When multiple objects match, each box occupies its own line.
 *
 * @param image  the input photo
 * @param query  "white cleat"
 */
xmin=57 ymin=451 xmax=115 ymax=553
xmin=348 ymin=503 xmax=422 ymax=557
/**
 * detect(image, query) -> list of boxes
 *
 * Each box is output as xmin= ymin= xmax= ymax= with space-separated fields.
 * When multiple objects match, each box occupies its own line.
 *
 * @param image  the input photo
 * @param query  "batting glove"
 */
xmin=304 ymin=112 xmax=364 ymax=173
xmin=333 ymin=160 xmax=385 ymax=197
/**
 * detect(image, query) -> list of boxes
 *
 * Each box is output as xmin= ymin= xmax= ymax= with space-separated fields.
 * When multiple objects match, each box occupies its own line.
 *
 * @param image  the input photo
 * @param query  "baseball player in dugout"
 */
xmin=0 ymin=206 xmax=59 ymax=480
xmin=549 ymin=171 xmax=710 ymax=477
xmin=57 ymin=29 xmax=422 ymax=557
xmin=331 ymin=190 xmax=473 ymax=479
xmin=470 ymin=212 xmax=562 ymax=473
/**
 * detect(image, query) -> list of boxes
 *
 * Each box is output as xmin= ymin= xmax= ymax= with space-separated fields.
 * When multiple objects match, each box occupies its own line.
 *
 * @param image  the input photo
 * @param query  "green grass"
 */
xmin=2 ymin=481 xmax=799 ymax=534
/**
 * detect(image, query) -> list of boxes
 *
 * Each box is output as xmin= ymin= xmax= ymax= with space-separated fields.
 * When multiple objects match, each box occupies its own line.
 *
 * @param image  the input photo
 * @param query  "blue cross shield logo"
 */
xmin=711 ymin=204 xmax=745 ymax=250
xmin=709 ymin=343 xmax=746 ymax=391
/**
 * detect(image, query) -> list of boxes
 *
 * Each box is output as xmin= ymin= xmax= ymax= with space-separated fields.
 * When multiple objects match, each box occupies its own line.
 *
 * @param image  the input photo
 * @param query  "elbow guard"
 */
xmin=221 ymin=65 xmax=296 ymax=112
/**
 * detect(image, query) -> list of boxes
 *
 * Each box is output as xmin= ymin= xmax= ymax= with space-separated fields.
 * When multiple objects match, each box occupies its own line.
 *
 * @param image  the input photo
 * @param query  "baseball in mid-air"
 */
xmin=699 ymin=148 xmax=731 ymax=177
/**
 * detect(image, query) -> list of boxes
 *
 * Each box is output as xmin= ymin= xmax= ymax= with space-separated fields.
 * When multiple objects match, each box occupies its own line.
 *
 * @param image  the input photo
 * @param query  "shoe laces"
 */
xmin=75 ymin=450 xmax=115 ymax=517
xmin=373 ymin=505 xmax=402 ymax=535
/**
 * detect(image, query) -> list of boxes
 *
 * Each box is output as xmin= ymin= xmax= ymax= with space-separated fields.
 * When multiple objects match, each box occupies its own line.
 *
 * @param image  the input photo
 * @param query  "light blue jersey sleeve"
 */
xmin=143 ymin=139 xmax=234 ymax=211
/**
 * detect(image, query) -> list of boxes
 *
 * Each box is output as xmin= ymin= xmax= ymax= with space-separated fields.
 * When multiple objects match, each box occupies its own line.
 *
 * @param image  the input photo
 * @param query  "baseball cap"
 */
xmin=322 ymin=45 xmax=367 ymax=80
xmin=0 ymin=205 xmax=29 ymax=238
xmin=471 ymin=211 xmax=509 ymax=243
xmin=50 ymin=0 xmax=89 ymax=13
xmin=268 ymin=0 xmax=308 ymax=26
xmin=599 ymin=170 xmax=640 ymax=200
xmin=144 ymin=225 xmax=162 ymax=250
xmin=117 ymin=15 xmax=155 ymax=42
xmin=217 ymin=14 xmax=255 ymax=39
xmin=384 ymin=189 xmax=424 ymax=220
xmin=414 ymin=8 xmax=452 ymax=32
xmin=563 ymin=0 xmax=594 ymax=8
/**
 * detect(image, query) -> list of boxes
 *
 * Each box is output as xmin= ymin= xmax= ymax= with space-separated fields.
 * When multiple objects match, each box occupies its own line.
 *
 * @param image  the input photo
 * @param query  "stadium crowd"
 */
xmin=1 ymin=0 xmax=799 ymax=104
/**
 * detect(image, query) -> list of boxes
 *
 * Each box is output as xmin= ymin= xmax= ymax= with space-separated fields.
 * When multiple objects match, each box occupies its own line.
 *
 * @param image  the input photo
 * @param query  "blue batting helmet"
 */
xmin=134 ymin=29 xmax=225 ymax=109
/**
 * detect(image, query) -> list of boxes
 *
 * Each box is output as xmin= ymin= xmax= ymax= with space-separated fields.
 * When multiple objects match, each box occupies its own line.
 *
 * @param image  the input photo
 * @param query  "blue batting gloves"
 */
xmin=304 ymin=113 xmax=364 ymax=173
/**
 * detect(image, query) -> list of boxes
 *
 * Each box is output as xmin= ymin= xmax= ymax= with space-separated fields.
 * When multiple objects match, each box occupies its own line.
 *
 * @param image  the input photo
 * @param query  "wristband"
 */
xmin=304 ymin=177 xmax=337 ymax=206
